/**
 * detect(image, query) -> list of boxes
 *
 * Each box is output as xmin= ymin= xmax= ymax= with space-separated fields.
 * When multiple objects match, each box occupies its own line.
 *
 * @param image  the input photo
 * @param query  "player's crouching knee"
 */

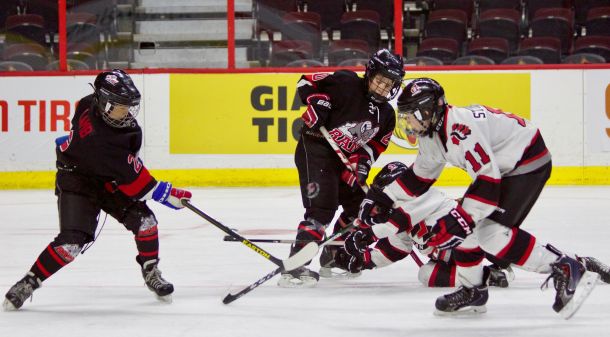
xmin=418 ymin=261 xmax=437 ymax=287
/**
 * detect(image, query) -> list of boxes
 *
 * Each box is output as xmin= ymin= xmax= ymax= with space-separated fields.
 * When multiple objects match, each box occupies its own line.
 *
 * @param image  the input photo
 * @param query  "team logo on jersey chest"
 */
xmin=450 ymin=123 xmax=471 ymax=145
xmin=329 ymin=121 xmax=379 ymax=153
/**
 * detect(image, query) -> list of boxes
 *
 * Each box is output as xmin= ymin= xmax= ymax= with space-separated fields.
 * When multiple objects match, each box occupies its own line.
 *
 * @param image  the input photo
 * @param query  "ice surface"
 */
xmin=1 ymin=187 xmax=609 ymax=337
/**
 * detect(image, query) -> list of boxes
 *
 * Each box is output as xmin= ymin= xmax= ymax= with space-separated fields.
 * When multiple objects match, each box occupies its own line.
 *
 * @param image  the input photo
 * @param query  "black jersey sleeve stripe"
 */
xmin=395 ymin=167 xmax=436 ymax=197
xmin=463 ymin=175 xmax=501 ymax=207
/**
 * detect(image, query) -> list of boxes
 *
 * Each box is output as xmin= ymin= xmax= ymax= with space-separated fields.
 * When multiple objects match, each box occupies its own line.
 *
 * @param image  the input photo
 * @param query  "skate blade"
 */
xmin=559 ymin=271 xmax=599 ymax=320
xmin=156 ymin=294 xmax=173 ymax=304
xmin=434 ymin=305 xmax=487 ymax=317
xmin=277 ymin=275 xmax=318 ymax=288
xmin=2 ymin=299 xmax=18 ymax=311
xmin=319 ymin=267 xmax=361 ymax=279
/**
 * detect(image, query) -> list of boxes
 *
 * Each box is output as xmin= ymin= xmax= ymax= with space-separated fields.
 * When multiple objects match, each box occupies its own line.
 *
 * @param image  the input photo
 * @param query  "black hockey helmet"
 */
xmin=396 ymin=78 xmax=447 ymax=137
xmin=92 ymin=69 xmax=141 ymax=128
xmin=372 ymin=161 xmax=410 ymax=190
xmin=364 ymin=49 xmax=405 ymax=103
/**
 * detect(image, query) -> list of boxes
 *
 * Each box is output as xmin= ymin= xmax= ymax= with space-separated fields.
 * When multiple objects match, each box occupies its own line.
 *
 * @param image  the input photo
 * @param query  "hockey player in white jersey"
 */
xmin=333 ymin=162 xmax=510 ymax=288
xmin=354 ymin=78 xmax=608 ymax=319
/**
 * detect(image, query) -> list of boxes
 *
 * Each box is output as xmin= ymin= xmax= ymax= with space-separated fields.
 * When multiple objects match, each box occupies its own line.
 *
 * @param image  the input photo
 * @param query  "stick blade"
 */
xmin=282 ymin=242 xmax=319 ymax=271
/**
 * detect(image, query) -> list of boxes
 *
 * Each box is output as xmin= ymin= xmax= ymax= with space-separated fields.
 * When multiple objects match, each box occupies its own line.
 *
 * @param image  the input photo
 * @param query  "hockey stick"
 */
xmin=182 ymin=200 xmax=318 ymax=272
xmin=222 ymin=222 xmax=357 ymax=304
xmin=223 ymin=235 xmax=344 ymax=245
xmin=319 ymin=126 xmax=423 ymax=267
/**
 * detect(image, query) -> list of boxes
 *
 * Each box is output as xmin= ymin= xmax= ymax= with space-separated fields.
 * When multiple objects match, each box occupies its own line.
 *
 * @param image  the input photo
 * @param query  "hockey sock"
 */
xmin=419 ymin=260 xmax=456 ymax=287
xmin=135 ymin=224 xmax=159 ymax=263
xmin=493 ymin=228 xmax=536 ymax=267
xmin=29 ymin=243 xmax=81 ymax=282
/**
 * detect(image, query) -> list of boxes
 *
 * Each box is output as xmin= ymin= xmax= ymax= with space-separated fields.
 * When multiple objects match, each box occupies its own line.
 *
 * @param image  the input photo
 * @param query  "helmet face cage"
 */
xmin=397 ymin=78 xmax=446 ymax=137
xmin=365 ymin=49 xmax=406 ymax=103
xmin=93 ymin=69 xmax=141 ymax=128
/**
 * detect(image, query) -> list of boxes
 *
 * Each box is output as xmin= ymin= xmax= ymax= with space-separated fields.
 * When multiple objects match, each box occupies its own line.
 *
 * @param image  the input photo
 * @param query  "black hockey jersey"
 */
xmin=56 ymin=94 xmax=157 ymax=200
xmin=297 ymin=70 xmax=396 ymax=162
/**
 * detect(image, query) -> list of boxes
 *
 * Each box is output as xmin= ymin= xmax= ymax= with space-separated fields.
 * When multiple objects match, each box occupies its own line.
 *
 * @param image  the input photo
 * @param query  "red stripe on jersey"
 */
xmin=387 ymin=241 xmax=409 ymax=255
xmin=376 ymin=246 xmax=392 ymax=261
xmin=464 ymin=193 xmax=498 ymax=207
xmin=516 ymin=235 xmax=536 ymax=266
xmin=46 ymin=245 xmax=67 ymax=266
xmin=520 ymin=148 xmax=549 ymax=166
xmin=118 ymin=167 xmax=154 ymax=197
xmin=35 ymin=260 xmax=51 ymax=277
xmin=496 ymin=228 xmax=518 ymax=259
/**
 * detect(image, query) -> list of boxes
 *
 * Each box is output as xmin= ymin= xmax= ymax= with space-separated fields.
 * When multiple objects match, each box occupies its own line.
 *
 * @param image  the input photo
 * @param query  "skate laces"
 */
xmin=9 ymin=278 xmax=36 ymax=303
xmin=445 ymin=287 xmax=473 ymax=306
xmin=144 ymin=265 xmax=169 ymax=288
xmin=541 ymin=263 xmax=568 ymax=294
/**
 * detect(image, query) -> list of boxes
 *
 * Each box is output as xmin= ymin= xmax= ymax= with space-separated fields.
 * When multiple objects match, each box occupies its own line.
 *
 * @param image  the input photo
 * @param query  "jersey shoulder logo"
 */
xmin=368 ymin=101 xmax=380 ymax=115
xmin=450 ymin=123 xmax=471 ymax=145
xmin=312 ymin=73 xmax=330 ymax=81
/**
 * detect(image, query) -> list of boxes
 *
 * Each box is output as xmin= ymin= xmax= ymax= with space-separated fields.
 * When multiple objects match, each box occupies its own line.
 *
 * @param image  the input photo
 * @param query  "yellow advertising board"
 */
xmin=169 ymin=72 xmax=530 ymax=154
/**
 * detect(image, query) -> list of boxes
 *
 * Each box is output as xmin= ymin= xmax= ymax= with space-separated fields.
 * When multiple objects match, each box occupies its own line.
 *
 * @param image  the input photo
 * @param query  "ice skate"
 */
xmin=139 ymin=258 xmax=174 ymax=303
xmin=319 ymin=246 xmax=361 ymax=279
xmin=577 ymin=256 xmax=610 ymax=284
xmin=277 ymin=267 xmax=320 ymax=288
xmin=3 ymin=272 xmax=41 ymax=311
xmin=541 ymin=253 xmax=599 ymax=319
xmin=484 ymin=265 xmax=509 ymax=288
xmin=434 ymin=285 xmax=488 ymax=316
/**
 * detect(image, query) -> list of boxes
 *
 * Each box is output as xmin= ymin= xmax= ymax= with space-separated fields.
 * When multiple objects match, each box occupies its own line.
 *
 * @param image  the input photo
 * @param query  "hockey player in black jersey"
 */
xmin=3 ymin=69 xmax=192 ymax=311
xmin=277 ymin=49 xmax=405 ymax=288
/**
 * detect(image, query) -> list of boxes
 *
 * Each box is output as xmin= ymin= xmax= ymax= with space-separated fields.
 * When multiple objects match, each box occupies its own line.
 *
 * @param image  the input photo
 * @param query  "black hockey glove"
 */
xmin=358 ymin=187 xmax=395 ymax=228
xmin=343 ymin=230 xmax=375 ymax=273
xmin=341 ymin=153 xmax=372 ymax=188
xmin=427 ymin=206 xmax=475 ymax=251
xmin=301 ymin=94 xmax=332 ymax=130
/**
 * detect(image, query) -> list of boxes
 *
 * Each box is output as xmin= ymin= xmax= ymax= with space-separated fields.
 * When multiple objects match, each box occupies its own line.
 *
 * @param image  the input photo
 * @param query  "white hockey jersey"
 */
xmin=384 ymin=104 xmax=551 ymax=223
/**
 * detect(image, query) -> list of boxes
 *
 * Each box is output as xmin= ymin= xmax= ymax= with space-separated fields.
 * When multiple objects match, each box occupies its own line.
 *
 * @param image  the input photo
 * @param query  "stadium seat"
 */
xmin=254 ymin=0 xmax=299 ymax=40
xmin=337 ymin=58 xmax=369 ymax=67
xmin=416 ymin=37 xmax=459 ymax=64
xmin=518 ymin=37 xmax=562 ymax=64
xmin=3 ymin=43 xmax=48 ymax=70
xmin=280 ymin=11 xmax=322 ymax=59
xmin=530 ymin=7 xmax=575 ymax=54
xmin=431 ymin=0 xmax=475 ymax=25
xmin=404 ymin=56 xmax=444 ymax=66
xmin=339 ymin=10 xmax=381 ymax=52
xmin=562 ymin=52 xmax=607 ymax=63
xmin=526 ymin=0 xmax=571 ymax=22
xmin=21 ymin=0 xmax=59 ymax=31
xmin=0 ymin=60 xmax=34 ymax=72
xmin=425 ymin=9 xmax=468 ymax=47
xmin=67 ymin=42 xmax=99 ymax=69
xmin=327 ymin=39 xmax=370 ymax=66
xmin=285 ymin=59 xmax=326 ymax=67
xmin=303 ymin=0 xmax=346 ymax=37
xmin=467 ymin=37 xmax=510 ymax=64
xmin=501 ymin=55 xmax=545 ymax=64
xmin=573 ymin=35 xmax=610 ymax=61
xmin=478 ymin=0 xmax=522 ymax=13
xmin=0 ymin=1 xmax=21 ymax=31
xmin=477 ymin=9 xmax=522 ymax=52
xmin=453 ymin=55 xmax=496 ymax=65
xmin=67 ymin=12 xmax=101 ymax=45
xmin=353 ymin=0 xmax=394 ymax=33
xmin=46 ymin=59 xmax=90 ymax=70
xmin=585 ymin=6 xmax=610 ymax=36
xmin=269 ymin=40 xmax=313 ymax=67
xmin=575 ymin=1 xmax=610 ymax=26
xmin=5 ymin=14 xmax=46 ymax=46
